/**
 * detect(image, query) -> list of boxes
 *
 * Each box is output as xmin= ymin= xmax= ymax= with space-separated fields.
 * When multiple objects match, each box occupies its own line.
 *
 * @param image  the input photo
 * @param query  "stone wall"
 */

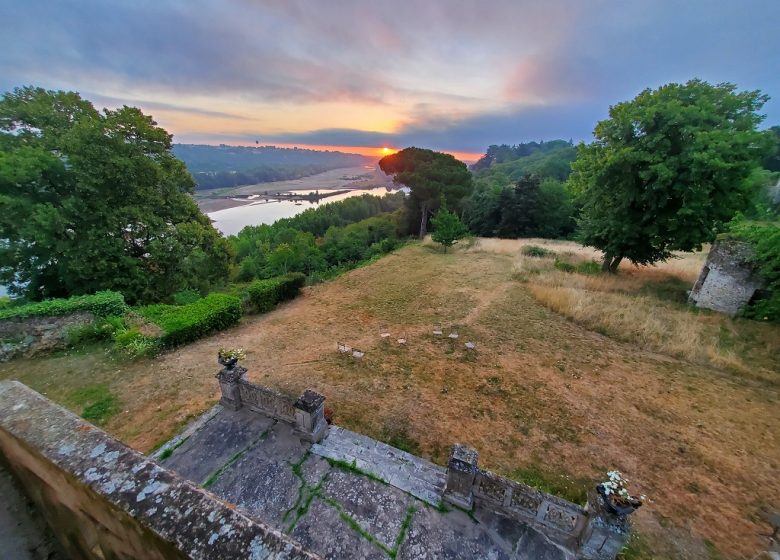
xmin=0 ymin=380 xmax=321 ymax=560
xmin=0 ymin=312 xmax=95 ymax=362
xmin=689 ymin=239 xmax=765 ymax=316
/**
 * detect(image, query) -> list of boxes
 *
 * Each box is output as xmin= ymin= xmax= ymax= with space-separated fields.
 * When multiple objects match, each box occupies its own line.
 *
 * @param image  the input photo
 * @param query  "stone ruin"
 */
xmin=689 ymin=238 xmax=766 ymax=316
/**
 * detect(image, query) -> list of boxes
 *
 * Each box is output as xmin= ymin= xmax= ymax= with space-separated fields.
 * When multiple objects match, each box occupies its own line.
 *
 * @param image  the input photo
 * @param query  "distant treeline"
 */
xmin=172 ymin=144 xmax=373 ymax=190
xmin=463 ymin=140 xmax=578 ymax=239
xmin=229 ymin=193 xmax=407 ymax=282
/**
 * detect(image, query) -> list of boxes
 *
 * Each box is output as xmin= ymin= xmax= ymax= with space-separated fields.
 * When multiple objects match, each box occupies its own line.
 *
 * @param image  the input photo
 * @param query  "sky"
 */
xmin=2 ymin=0 xmax=779 ymax=161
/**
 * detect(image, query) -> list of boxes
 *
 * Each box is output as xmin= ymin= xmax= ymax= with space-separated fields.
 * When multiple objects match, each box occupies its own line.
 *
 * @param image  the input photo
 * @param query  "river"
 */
xmin=207 ymin=187 xmax=392 ymax=236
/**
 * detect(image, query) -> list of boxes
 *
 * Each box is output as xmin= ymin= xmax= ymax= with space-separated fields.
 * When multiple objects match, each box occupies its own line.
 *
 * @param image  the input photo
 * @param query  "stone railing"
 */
xmin=443 ymin=444 xmax=631 ymax=560
xmin=0 ymin=380 xmax=320 ymax=560
xmin=216 ymin=364 xmax=328 ymax=443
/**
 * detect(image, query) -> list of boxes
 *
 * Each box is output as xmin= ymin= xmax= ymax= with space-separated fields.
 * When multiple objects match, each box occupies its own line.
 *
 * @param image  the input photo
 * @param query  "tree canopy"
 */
xmin=379 ymin=147 xmax=472 ymax=238
xmin=570 ymin=80 xmax=774 ymax=272
xmin=0 ymin=86 xmax=233 ymax=303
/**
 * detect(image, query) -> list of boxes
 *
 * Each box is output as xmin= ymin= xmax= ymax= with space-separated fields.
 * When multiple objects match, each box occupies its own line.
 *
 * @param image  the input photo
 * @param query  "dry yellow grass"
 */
xmin=2 ymin=240 xmax=779 ymax=559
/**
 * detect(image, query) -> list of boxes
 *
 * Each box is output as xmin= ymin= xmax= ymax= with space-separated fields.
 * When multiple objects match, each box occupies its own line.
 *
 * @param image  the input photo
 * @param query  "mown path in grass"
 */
xmin=1 ymin=242 xmax=778 ymax=560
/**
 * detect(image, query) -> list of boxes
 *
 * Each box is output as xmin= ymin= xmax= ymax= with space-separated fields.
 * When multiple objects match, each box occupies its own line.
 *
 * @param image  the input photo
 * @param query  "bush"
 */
xmin=173 ymin=289 xmax=201 ymax=305
xmin=137 ymin=293 xmax=242 ymax=347
xmin=112 ymin=327 xmax=160 ymax=358
xmin=522 ymin=245 xmax=556 ymax=258
xmin=576 ymin=260 xmax=602 ymax=275
xmin=0 ymin=291 xmax=127 ymax=321
xmin=553 ymin=259 xmax=576 ymax=273
xmin=246 ymin=273 xmax=305 ymax=313
xmin=729 ymin=221 xmax=780 ymax=322
xmin=65 ymin=315 xmax=127 ymax=347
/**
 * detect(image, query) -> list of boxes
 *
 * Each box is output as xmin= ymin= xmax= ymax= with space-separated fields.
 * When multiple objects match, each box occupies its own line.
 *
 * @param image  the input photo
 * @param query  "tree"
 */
xmin=0 ymin=86 xmax=233 ymax=302
xmin=379 ymin=147 xmax=472 ymax=238
xmin=570 ymin=80 xmax=774 ymax=272
xmin=430 ymin=205 xmax=468 ymax=252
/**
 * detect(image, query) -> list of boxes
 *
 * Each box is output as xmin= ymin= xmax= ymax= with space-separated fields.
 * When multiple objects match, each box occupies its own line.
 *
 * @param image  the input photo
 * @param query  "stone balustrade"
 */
xmin=443 ymin=444 xmax=632 ymax=560
xmin=216 ymin=364 xmax=328 ymax=443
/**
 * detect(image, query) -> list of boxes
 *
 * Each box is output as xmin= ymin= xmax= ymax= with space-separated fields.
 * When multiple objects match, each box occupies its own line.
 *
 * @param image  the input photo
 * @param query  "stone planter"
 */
xmin=597 ymin=485 xmax=641 ymax=516
xmin=217 ymin=356 xmax=239 ymax=369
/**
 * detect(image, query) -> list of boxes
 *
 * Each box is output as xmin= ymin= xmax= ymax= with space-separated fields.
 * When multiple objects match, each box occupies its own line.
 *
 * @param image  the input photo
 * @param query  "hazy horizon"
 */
xmin=2 ymin=0 xmax=779 ymax=161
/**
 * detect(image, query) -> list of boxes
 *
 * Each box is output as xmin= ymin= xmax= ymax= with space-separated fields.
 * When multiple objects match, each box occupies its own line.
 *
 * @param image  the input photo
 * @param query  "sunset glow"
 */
xmin=2 ymin=1 xmax=777 ymax=159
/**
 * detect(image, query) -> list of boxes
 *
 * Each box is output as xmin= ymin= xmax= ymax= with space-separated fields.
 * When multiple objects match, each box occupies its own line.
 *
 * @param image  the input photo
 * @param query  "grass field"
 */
xmin=1 ymin=239 xmax=778 ymax=559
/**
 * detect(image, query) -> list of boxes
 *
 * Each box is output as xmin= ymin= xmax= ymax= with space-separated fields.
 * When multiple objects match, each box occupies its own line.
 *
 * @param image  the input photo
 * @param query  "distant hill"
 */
xmin=173 ymin=144 xmax=374 ymax=190
xmin=471 ymin=140 xmax=576 ymax=182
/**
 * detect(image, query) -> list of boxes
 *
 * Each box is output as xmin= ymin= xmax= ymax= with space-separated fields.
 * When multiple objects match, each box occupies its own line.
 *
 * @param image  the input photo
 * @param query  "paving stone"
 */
xmin=322 ymin=470 xmax=411 ymax=550
xmin=292 ymin=497 xmax=389 ymax=560
xmin=300 ymin=453 xmax=330 ymax=487
xmin=397 ymin=505 xmax=513 ymax=560
xmin=161 ymin=407 xmax=274 ymax=484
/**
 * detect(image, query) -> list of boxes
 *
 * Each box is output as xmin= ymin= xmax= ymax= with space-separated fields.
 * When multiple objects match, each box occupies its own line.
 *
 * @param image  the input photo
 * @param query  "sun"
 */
xmin=381 ymin=147 xmax=391 ymax=154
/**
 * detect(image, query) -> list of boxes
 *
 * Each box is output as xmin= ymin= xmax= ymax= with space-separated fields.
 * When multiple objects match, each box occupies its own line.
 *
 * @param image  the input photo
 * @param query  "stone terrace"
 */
xmin=159 ymin=405 xmax=572 ymax=560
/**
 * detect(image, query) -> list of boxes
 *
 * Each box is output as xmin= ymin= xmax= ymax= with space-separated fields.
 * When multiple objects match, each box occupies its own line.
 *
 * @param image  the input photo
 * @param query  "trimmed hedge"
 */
xmin=246 ymin=273 xmax=306 ymax=313
xmin=0 ymin=291 xmax=128 ymax=321
xmin=137 ymin=293 xmax=242 ymax=347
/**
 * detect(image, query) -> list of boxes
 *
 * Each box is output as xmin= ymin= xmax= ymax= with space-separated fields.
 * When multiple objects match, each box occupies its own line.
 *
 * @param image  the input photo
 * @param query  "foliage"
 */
xmin=729 ymin=220 xmax=780 ymax=322
xmin=379 ymin=147 xmax=472 ymax=238
xmin=172 ymin=289 xmax=201 ymax=305
xmin=463 ymin=175 xmax=576 ymax=239
xmin=231 ymin=193 xmax=405 ymax=281
xmin=112 ymin=327 xmax=160 ymax=359
xmin=553 ymin=259 xmax=576 ymax=273
xmin=521 ymin=245 xmax=556 ymax=258
xmin=471 ymin=140 xmax=576 ymax=181
xmin=65 ymin=315 xmax=126 ymax=347
xmin=570 ymin=80 xmax=774 ymax=272
xmin=245 ymin=272 xmax=306 ymax=313
xmin=430 ymin=205 xmax=468 ymax=252
xmin=137 ymin=293 xmax=242 ymax=347
xmin=0 ymin=86 xmax=233 ymax=303
xmin=218 ymin=347 xmax=246 ymax=361
xmin=762 ymin=126 xmax=780 ymax=172
xmin=0 ymin=291 xmax=127 ymax=320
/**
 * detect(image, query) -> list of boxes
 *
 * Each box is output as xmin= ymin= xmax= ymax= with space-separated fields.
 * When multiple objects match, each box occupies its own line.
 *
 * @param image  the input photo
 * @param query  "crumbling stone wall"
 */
xmin=689 ymin=239 xmax=765 ymax=316
xmin=0 ymin=312 xmax=94 ymax=362
xmin=0 ymin=380 xmax=321 ymax=560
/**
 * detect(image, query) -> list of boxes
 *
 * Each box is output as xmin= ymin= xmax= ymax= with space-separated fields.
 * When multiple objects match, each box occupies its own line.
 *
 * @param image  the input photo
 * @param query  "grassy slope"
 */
xmin=1 ymin=241 xmax=778 ymax=559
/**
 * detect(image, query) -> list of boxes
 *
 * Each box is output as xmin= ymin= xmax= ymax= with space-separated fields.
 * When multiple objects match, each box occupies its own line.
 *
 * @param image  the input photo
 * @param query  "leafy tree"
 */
xmin=762 ymin=126 xmax=780 ymax=172
xmin=379 ymin=147 xmax=472 ymax=238
xmin=431 ymin=205 xmax=469 ymax=252
xmin=570 ymin=80 xmax=774 ymax=272
xmin=0 ymin=86 xmax=232 ymax=302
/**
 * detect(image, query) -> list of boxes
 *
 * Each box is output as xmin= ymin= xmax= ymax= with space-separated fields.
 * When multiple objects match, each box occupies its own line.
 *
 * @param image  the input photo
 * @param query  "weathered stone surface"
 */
xmin=397 ymin=505 xmax=512 ymax=560
xmin=0 ymin=380 xmax=320 ymax=560
xmin=321 ymin=469 xmax=410 ymax=549
xmin=300 ymin=453 xmax=330 ymax=487
xmin=209 ymin=422 xmax=306 ymax=526
xmin=162 ymin=406 xmax=274 ymax=485
xmin=689 ymin=238 xmax=765 ymax=316
xmin=475 ymin=510 xmax=574 ymax=560
xmin=292 ymin=498 xmax=389 ymax=560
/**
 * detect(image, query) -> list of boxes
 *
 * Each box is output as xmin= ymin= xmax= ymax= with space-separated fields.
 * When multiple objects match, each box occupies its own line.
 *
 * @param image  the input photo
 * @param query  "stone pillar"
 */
xmin=577 ymin=490 xmax=632 ymax=560
xmin=215 ymin=366 xmax=246 ymax=411
xmin=293 ymin=389 xmax=328 ymax=443
xmin=443 ymin=444 xmax=478 ymax=509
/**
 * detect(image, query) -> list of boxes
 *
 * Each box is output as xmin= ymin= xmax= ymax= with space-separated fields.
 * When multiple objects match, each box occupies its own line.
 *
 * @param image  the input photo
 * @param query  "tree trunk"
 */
xmin=419 ymin=203 xmax=428 ymax=239
xmin=601 ymin=254 xmax=623 ymax=274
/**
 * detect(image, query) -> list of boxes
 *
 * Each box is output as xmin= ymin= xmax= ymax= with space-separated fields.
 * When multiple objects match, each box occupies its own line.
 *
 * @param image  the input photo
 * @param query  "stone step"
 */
xmin=312 ymin=425 xmax=446 ymax=506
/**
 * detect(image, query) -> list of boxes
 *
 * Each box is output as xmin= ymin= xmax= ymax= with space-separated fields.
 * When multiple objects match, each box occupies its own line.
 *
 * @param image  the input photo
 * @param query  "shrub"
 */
xmin=65 ymin=315 xmax=127 ymax=347
xmin=173 ymin=289 xmax=201 ymax=305
xmin=576 ymin=260 xmax=602 ymax=275
xmin=137 ymin=293 xmax=242 ymax=347
xmin=729 ymin=221 xmax=780 ymax=322
xmin=246 ymin=273 xmax=305 ymax=313
xmin=112 ymin=327 xmax=160 ymax=358
xmin=553 ymin=259 xmax=576 ymax=273
xmin=522 ymin=245 xmax=555 ymax=258
xmin=0 ymin=291 xmax=127 ymax=321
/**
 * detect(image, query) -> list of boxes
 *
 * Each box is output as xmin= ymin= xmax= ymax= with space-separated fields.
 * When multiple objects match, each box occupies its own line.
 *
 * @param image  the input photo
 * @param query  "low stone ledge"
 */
xmin=0 ymin=380 xmax=321 ymax=560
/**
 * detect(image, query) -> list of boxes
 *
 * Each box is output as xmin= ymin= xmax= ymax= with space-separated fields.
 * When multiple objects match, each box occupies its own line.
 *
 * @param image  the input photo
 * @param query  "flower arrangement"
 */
xmin=597 ymin=471 xmax=645 ymax=515
xmin=217 ymin=347 xmax=246 ymax=367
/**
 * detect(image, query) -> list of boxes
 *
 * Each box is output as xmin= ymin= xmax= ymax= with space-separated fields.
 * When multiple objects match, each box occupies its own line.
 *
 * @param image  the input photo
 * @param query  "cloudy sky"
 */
xmin=2 ymin=0 xmax=779 ymax=160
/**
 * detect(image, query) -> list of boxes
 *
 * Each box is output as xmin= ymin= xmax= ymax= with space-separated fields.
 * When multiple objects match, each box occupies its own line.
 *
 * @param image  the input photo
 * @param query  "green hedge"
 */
xmin=137 ymin=293 xmax=242 ymax=347
xmin=246 ymin=273 xmax=306 ymax=313
xmin=0 ymin=291 xmax=128 ymax=321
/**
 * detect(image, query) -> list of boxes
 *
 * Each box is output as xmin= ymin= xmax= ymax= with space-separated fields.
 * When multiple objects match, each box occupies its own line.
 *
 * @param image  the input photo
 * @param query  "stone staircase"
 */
xmin=311 ymin=425 xmax=446 ymax=506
